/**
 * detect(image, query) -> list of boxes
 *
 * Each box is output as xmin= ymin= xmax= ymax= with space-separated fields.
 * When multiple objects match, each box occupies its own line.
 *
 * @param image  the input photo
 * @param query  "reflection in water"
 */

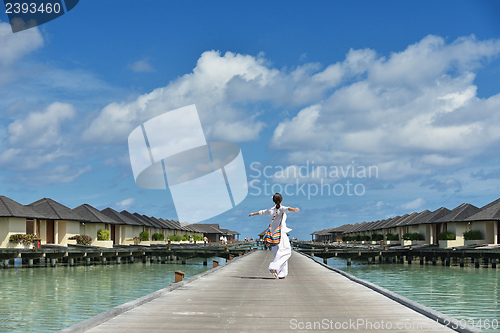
xmin=0 ymin=257 xmax=226 ymax=332
xmin=325 ymin=257 xmax=500 ymax=332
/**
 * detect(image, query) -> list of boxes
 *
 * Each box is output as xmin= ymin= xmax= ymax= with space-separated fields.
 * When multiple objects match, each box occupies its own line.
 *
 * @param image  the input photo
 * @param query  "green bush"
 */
xmin=69 ymin=235 xmax=93 ymax=245
xmin=194 ymin=235 xmax=203 ymax=241
xmin=353 ymin=235 xmax=361 ymax=241
xmin=168 ymin=235 xmax=182 ymax=241
xmin=152 ymin=233 xmax=165 ymax=241
xmin=386 ymin=233 xmax=399 ymax=241
xmin=9 ymin=233 xmax=37 ymax=246
xmin=463 ymin=230 xmax=482 ymax=241
xmin=181 ymin=234 xmax=189 ymax=241
xmin=97 ymin=229 xmax=110 ymax=241
xmin=438 ymin=231 xmax=455 ymax=240
xmin=371 ymin=233 xmax=383 ymax=241
xmin=402 ymin=233 xmax=424 ymax=241
xmin=140 ymin=231 xmax=149 ymax=241
xmin=360 ymin=235 xmax=370 ymax=241
xmin=411 ymin=233 xmax=424 ymax=241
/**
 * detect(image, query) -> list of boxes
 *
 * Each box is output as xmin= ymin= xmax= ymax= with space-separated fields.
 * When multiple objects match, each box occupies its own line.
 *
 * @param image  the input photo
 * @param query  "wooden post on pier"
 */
xmin=203 ymin=259 xmax=207 ymax=266
xmin=174 ymin=270 xmax=185 ymax=283
xmin=229 ymin=254 xmax=234 ymax=260
xmin=213 ymin=260 xmax=219 ymax=268
xmin=347 ymin=257 xmax=351 ymax=266
xmin=492 ymin=258 xmax=497 ymax=268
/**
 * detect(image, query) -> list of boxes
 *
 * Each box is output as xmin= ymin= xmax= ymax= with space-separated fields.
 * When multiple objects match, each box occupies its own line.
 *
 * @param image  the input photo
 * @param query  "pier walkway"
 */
xmin=65 ymin=250 xmax=471 ymax=332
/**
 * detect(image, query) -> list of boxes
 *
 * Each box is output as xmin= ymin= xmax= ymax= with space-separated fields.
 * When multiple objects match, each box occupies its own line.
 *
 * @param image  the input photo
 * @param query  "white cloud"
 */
xmin=8 ymin=102 xmax=76 ymax=148
xmin=116 ymin=198 xmax=135 ymax=209
xmin=8 ymin=164 xmax=91 ymax=186
xmin=129 ymin=58 xmax=154 ymax=73
xmin=0 ymin=102 xmax=79 ymax=173
xmin=0 ymin=148 xmax=70 ymax=171
xmin=400 ymin=198 xmax=426 ymax=210
xmin=82 ymin=49 xmax=361 ymax=144
xmin=0 ymin=21 xmax=43 ymax=67
xmin=269 ymin=35 xmax=500 ymax=180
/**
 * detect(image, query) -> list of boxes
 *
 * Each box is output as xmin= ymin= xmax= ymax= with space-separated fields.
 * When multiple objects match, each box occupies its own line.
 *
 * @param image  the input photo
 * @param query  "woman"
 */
xmin=249 ymin=193 xmax=300 ymax=279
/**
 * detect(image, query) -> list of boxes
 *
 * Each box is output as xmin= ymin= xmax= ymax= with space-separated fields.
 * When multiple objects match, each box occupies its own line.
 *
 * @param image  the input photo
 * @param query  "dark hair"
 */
xmin=272 ymin=193 xmax=282 ymax=209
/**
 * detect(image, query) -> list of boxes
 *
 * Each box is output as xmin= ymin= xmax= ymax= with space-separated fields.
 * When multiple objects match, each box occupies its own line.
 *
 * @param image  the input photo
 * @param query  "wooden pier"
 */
xmin=60 ymin=250 xmax=476 ymax=333
xmin=295 ymin=243 xmax=500 ymax=268
xmin=0 ymin=243 xmax=251 ymax=268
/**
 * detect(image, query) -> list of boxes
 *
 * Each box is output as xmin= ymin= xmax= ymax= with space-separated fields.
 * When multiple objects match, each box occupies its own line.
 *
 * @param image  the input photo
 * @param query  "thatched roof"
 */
xmin=382 ymin=215 xmax=407 ymax=228
xmin=412 ymin=207 xmax=450 ymax=225
xmin=28 ymin=197 xmax=85 ymax=221
xmin=436 ymin=203 xmax=480 ymax=223
xmin=0 ymin=196 xmax=47 ymax=219
xmin=73 ymin=204 xmax=120 ymax=224
xmin=465 ymin=198 xmax=500 ymax=221
xmin=100 ymin=208 xmax=142 ymax=226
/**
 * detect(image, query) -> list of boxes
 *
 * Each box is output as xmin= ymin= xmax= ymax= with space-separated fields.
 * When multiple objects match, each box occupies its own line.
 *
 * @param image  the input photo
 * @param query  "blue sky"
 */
xmin=2 ymin=1 xmax=500 ymax=239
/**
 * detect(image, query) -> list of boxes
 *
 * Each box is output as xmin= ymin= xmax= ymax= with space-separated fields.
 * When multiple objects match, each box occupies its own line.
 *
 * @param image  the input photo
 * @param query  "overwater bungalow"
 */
xmin=412 ymin=207 xmax=451 ymax=245
xmin=404 ymin=210 xmax=432 ymax=243
xmin=72 ymin=204 xmax=122 ymax=247
xmin=434 ymin=203 xmax=480 ymax=247
xmin=311 ymin=228 xmax=335 ymax=242
xmin=100 ymin=207 xmax=144 ymax=245
xmin=159 ymin=218 xmax=182 ymax=236
xmin=148 ymin=216 xmax=176 ymax=239
xmin=1 ymin=194 xmax=242 ymax=248
xmin=464 ymin=198 xmax=500 ymax=245
xmin=139 ymin=214 xmax=164 ymax=240
xmin=119 ymin=211 xmax=154 ymax=240
xmin=28 ymin=198 xmax=88 ymax=246
xmin=219 ymin=228 xmax=240 ymax=242
xmin=312 ymin=197 xmax=500 ymax=247
xmin=0 ymin=196 xmax=48 ymax=248
xmin=189 ymin=223 xmax=225 ymax=243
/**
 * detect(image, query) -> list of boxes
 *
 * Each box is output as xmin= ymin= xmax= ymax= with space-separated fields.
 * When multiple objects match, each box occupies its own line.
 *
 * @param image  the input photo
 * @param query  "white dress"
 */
xmin=259 ymin=206 xmax=292 ymax=278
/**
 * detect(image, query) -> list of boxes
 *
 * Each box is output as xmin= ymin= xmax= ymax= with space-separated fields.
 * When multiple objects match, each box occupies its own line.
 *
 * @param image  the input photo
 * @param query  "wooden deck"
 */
xmin=64 ymin=250 xmax=474 ymax=332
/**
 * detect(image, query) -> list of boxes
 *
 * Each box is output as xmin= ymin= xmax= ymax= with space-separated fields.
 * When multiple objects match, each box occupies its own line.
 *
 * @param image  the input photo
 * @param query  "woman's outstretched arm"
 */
xmin=249 ymin=212 xmax=259 ymax=217
xmin=288 ymin=207 xmax=300 ymax=212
